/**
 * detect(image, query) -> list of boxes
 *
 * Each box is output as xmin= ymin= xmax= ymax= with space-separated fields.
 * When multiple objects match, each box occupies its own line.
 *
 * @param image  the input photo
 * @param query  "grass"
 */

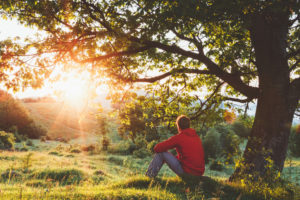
xmin=1 ymin=102 xmax=298 ymax=199
xmin=0 ymin=139 xmax=299 ymax=199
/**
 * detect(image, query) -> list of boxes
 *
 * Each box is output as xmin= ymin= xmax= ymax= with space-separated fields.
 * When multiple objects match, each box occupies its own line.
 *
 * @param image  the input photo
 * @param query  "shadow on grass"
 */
xmin=109 ymin=175 xmax=295 ymax=200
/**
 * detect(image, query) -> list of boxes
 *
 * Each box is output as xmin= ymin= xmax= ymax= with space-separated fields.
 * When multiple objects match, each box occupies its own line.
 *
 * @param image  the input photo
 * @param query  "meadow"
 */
xmin=0 ymin=102 xmax=300 ymax=200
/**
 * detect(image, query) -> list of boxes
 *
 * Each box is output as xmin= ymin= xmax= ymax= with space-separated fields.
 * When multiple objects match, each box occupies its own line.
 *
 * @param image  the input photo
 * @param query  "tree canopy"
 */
xmin=0 ymin=0 xmax=300 ymax=178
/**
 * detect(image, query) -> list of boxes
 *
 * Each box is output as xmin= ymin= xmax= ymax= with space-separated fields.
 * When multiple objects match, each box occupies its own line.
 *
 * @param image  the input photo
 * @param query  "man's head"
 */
xmin=176 ymin=115 xmax=190 ymax=131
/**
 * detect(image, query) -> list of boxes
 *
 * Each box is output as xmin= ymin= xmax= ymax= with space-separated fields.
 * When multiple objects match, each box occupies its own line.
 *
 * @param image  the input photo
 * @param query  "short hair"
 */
xmin=176 ymin=115 xmax=190 ymax=130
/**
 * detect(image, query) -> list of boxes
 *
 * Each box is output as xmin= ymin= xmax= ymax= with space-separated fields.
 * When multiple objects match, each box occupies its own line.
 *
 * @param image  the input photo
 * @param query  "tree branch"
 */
xmin=132 ymin=68 xmax=212 ymax=83
xmin=132 ymin=38 xmax=259 ymax=99
xmin=222 ymin=96 xmax=254 ymax=103
xmin=79 ymin=45 xmax=153 ymax=63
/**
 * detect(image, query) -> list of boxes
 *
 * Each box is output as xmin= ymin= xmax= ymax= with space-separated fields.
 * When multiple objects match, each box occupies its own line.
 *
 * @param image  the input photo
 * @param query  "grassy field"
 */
xmin=1 ymin=102 xmax=296 ymax=199
xmin=0 ymin=138 xmax=299 ymax=200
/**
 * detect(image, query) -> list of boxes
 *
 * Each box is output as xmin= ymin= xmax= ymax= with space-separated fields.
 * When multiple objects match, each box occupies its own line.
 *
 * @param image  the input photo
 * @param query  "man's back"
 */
xmin=154 ymin=128 xmax=205 ymax=176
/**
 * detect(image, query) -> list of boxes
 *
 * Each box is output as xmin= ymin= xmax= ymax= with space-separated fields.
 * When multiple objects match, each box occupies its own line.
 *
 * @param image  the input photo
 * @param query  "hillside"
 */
xmin=23 ymin=102 xmax=99 ymax=141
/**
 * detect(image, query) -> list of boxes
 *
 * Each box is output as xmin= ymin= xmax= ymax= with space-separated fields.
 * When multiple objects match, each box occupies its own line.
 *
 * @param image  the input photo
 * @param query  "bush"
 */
xmin=147 ymin=140 xmax=158 ymax=153
xmin=0 ymin=131 xmax=15 ymax=150
xmin=26 ymin=140 xmax=34 ymax=146
xmin=203 ymin=124 xmax=241 ymax=163
xmin=101 ymin=136 xmax=110 ymax=151
xmin=108 ymin=140 xmax=136 ymax=155
xmin=289 ymin=126 xmax=300 ymax=157
xmin=107 ymin=156 xmax=123 ymax=165
xmin=0 ymin=91 xmax=47 ymax=139
xmin=202 ymin=128 xmax=221 ymax=162
xmin=231 ymin=120 xmax=251 ymax=138
xmin=0 ymin=91 xmax=32 ymax=130
xmin=134 ymin=135 xmax=147 ymax=149
xmin=20 ymin=122 xmax=47 ymax=139
xmin=133 ymin=148 xmax=151 ymax=158
xmin=33 ymin=169 xmax=85 ymax=185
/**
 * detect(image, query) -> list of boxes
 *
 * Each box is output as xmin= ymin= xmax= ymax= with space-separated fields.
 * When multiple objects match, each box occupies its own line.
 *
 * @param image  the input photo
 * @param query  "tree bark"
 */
xmin=230 ymin=12 xmax=299 ymax=180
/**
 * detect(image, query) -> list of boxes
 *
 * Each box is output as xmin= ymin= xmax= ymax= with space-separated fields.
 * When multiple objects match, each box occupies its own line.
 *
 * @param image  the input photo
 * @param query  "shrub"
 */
xmin=26 ymin=140 xmax=34 ymax=146
xmin=134 ymin=135 xmax=147 ymax=149
xmin=289 ymin=126 xmax=300 ymax=157
xmin=101 ymin=136 xmax=110 ymax=151
xmin=19 ymin=122 xmax=47 ymax=139
xmin=203 ymin=124 xmax=241 ymax=163
xmin=202 ymin=128 xmax=221 ymax=162
xmin=107 ymin=156 xmax=123 ymax=165
xmin=133 ymin=148 xmax=151 ymax=158
xmin=33 ymin=169 xmax=85 ymax=185
xmin=0 ymin=131 xmax=15 ymax=150
xmin=0 ymin=91 xmax=48 ymax=139
xmin=231 ymin=120 xmax=251 ymax=138
xmin=147 ymin=140 xmax=158 ymax=153
xmin=0 ymin=91 xmax=32 ymax=131
xmin=108 ymin=140 xmax=136 ymax=155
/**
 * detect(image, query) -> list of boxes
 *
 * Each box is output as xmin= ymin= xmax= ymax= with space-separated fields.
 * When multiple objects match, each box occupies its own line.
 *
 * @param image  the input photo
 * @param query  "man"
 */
xmin=146 ymin=115 xmax=205 ymax=178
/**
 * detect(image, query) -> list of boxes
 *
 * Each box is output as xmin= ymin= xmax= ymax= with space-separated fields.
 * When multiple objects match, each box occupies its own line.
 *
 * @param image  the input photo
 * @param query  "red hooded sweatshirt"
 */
xmin=154 ymin=128 xmax=205 ymax=176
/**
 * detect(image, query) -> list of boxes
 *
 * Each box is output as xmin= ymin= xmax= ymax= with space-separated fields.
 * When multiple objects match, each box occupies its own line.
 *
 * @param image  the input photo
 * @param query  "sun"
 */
xmin=55 ymin=70 xmax=92 ymax=110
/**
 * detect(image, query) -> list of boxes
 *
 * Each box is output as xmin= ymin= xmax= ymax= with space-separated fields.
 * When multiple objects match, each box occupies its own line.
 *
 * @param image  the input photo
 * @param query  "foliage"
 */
xmin=97 ymin=114 xmax=110 ymax=136
xmin=133 ymin=148 xmax=151 ymax=158
xmin=19 ymin=122 xmax=47 ymax=139
xmin=116 ymin=96 xmax=159 ymax=143
xmin=1 ymin=0 xmax=300 ymax=177
xmin=108 ymin=140 xmax=136 ymax=155
xmin=101 ymin=136 xmax=111 ymax=151
xmin=147 ymin=140 xmax=158 ymax=153
xmin=202 ymin=127 xmax=221 ymax=162
xmin=0 ymin=131 xmax=15 ymax=150
xmin=202 ymin=123 xmax=241 ymax=163
xmin=289 ymin=126 xmax=300 ymax=157
xmin=233 ymin=155 xmax=294 ymax=199
xmin=0 ymin=91 xmax=47 ymax=139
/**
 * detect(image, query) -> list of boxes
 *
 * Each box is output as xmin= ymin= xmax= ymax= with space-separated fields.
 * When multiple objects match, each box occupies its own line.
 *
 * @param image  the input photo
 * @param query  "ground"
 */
xmin=0 ymin=102 xmax=298 ymax=199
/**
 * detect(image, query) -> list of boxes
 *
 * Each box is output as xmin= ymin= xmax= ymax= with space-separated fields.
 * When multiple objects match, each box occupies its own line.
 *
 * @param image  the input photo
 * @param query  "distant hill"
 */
xmin=23 ymin=102 xmax=99 ymax=140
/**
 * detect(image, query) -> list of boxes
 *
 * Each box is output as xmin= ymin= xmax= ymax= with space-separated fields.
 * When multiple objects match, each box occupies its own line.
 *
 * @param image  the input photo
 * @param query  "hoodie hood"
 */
xmin=180 ymin=128 xmax=197 ymax=137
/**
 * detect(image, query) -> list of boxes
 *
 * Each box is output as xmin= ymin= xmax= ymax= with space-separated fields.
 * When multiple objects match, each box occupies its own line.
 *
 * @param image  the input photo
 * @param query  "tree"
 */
xmin=0 ymin=0 xmax=299 ymax=180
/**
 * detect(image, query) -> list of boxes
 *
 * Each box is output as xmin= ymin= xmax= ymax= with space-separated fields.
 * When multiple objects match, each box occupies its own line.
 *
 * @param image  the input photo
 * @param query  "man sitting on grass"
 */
xmin=146 ymin=115 xmax=205 ymax=178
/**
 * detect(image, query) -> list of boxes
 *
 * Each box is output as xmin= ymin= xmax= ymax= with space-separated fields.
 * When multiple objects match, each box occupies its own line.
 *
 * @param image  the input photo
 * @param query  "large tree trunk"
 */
xmin=230 ymin=12 xmax=298 ymax=180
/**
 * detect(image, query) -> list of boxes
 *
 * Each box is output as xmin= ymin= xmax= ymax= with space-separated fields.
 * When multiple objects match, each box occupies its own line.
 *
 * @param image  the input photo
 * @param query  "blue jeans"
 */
xmin=146 ymin=152 xmax=184 ymax=178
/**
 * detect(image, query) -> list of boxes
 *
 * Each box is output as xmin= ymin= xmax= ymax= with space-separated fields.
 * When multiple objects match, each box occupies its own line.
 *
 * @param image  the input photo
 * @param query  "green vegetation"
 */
xmin=0 ymin=90 xmax=47 ymax=139
xmin=0 ymin=138 xmax=299 ymax=200
xmin=0 ymin=131 xmax=15 ymax=150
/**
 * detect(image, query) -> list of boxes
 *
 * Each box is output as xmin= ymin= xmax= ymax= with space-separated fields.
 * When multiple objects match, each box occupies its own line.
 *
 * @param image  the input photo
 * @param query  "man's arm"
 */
xmin=153 ymin=135 xmax=179 ymax=153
